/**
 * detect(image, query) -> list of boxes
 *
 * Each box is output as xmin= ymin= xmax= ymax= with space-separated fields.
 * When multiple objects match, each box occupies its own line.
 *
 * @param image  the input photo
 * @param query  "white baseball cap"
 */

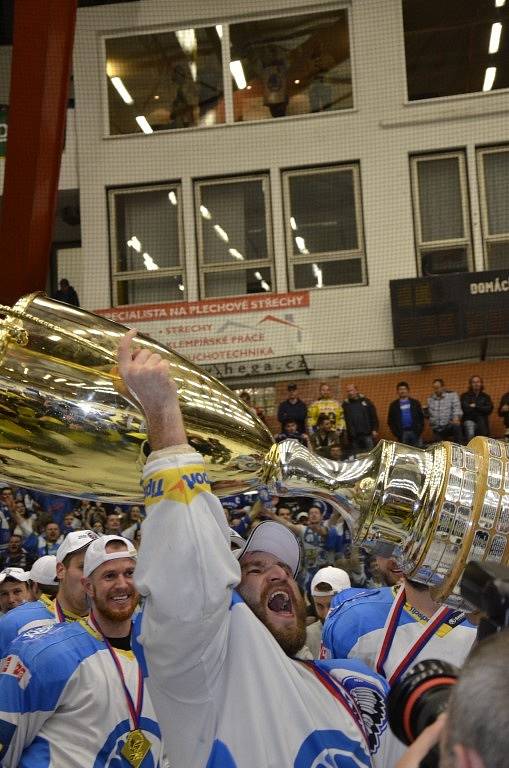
xmin=0 ymin=567 xmax=30 ymax=584
xmin=29 ymin=556 xmax=58 ymax=586
xmin=56 ymin=530 xmax=99 ymax=563
xmin=310 ymin=566 xmax=351 ymax=597
xmin=229 ymin=528 xmax=246 ymax=552
xmin=235 ymin=521 xmax=301 ymax=577
xmin=83 ymin=535 xmax=137 ymax=578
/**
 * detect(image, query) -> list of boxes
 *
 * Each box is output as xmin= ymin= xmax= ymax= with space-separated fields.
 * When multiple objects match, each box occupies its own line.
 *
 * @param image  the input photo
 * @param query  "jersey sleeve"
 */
xmin=134 ymin=450 xmax=241 ymax=703
xmin=321 ymin=595 xmax=364 ymax=659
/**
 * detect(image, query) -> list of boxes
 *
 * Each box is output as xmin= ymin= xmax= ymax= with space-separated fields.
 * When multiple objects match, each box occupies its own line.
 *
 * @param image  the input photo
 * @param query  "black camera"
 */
xmin=460 ymin=560 xmax=509 ymax=639
xmin=387 ymin=659 xmax=458 ymax=768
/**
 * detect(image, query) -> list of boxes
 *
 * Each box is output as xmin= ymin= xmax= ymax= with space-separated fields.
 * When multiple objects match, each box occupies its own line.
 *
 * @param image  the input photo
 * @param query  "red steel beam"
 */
xmin=0 ymin=0 xmax=78 ymax=306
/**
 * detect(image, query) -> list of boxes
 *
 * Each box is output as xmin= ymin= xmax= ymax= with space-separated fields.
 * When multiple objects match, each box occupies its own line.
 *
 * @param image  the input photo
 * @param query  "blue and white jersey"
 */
xmin=0 ymin=598 xmax=55 ymax=659
xmin=322 ymin=587 xmax=476 ymax=680
xmin=135 ymin=451 xmax=402 ymax=768
xmin=0 ymin=617 xmax=163 ymax=767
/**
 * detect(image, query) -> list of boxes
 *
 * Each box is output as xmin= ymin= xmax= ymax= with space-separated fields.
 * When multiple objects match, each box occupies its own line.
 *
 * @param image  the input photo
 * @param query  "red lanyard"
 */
xmin=54 ymin=600 xmax=66 ymax=623
xmin=90 ymin=612 xmax=143 ymax=731
xmin=375 ymin=587 xmax=461 ymax=685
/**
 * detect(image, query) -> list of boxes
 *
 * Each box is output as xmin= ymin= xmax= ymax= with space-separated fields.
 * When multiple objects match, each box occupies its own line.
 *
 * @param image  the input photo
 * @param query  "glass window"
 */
xmin=108 ymin=184 xmax=185 ymax=306
xmin=105 ymin=27 xmax=224 ymax=135
xmin=229 ymin=9 xmax=352 ymax=123
xmin=283 ymin=165 xmax=366 ymax=290
xmin=410 ymin=153 xmax=472 ymax=275
xmin=195 ymin=175 xmax=274 ymax=297
xmin=478 ymin=146 xmax=509 ymax=269
xmin=403 ymin=1 xmax=509 ymax=101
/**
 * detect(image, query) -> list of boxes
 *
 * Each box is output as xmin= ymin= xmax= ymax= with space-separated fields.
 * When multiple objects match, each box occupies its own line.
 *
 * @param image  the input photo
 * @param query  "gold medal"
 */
xmin=121 ymin=729 xmax=151 ymax=768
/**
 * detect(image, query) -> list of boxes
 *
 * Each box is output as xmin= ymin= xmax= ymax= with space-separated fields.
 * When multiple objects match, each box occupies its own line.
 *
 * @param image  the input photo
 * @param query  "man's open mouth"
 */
xmin=267 ymin=590 xmax=294 ymax=615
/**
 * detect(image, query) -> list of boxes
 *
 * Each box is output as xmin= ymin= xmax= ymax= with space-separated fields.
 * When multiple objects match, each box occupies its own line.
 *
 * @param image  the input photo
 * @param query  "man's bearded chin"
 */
xmin=239 ymin=585 xmax=307 ymax=656
xmin=92 ymin=586 xmax=139 ymax=623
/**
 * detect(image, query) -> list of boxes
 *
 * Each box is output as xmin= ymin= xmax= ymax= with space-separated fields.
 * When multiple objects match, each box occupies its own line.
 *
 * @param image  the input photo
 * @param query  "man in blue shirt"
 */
xmin=387 ymin=382 xmax=424 ymax=446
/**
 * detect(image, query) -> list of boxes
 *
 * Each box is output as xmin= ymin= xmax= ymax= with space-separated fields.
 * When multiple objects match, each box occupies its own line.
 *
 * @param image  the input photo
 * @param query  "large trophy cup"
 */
xmin=0 ymin=293 xmax=508 ymax=608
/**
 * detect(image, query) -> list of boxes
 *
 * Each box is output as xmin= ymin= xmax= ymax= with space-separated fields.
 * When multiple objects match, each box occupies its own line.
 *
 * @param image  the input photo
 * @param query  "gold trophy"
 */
xmin=0 ymin=293 xmax=507 ymax=607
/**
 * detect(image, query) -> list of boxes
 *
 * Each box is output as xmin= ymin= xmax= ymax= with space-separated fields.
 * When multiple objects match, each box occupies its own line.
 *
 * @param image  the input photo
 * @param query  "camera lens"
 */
xmin=387 ymin=659 xmax=458 ymax=745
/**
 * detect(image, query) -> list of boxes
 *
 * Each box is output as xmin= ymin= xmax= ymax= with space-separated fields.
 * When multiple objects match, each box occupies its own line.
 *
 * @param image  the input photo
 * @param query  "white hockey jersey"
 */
xmin=135 ymin=450 xmax=400 ymax=768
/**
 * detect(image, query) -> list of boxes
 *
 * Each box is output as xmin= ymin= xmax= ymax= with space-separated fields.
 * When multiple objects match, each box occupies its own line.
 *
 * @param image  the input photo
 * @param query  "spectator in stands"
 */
xmin=62 ymin=511 xmax=81 ymax=535
xmin=277 ymin=383 xmax=307 ymax=434
xmin=104 ymin=512 xmax=123 ymax=535
xmin=37 ymin=521 xmax=64 ymax=557
xmin=498 ymin=389 xmax=509 ymax=440
xmin=53 ymin=277 xmax=80 ymax=306
xmin=239 ymin=390 xmax=267 ymax=424
xmin=387 ymin=381 xmax=425 ymax=446
xmin=0 ymin=534 xmax=36 ymax=571
xmin=122 ymin=505 xmax=144 ymax=541
xmin=307 ymin=382 xmax=344 ymax=433
xmin=275 ymin=418 xmax=309 ymax=447
xmin=460 ymin=375 xmax=493 ymax=440
xmin=342 ymin=383 xmax=379 ymax=455
xmin=275 ymin=506 xmax=292 ymax=523
xmin=310 ymin=414 xmax=342 ymax=458
xmin=427 ymin=378 xmax=463 ymax=443
xmin=0 ymin=568 xmax=31 ymax=614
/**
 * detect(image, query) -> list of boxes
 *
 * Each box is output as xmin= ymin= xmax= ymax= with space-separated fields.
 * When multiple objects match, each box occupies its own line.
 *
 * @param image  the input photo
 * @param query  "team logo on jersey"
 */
xmin=294 ymin=730 xmax=371 ymax=768
xmin=339 ymin=674 xmax=388 ymax=754
xmin=143 ymin=465 xmax=210 ymax=506
xmin=0 ymin=655 xmax=31 ymax=689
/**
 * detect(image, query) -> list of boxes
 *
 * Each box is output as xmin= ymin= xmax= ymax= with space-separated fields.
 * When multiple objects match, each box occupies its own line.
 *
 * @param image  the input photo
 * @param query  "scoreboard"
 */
xmin=390 ymin=269 xmax=509 ymax=348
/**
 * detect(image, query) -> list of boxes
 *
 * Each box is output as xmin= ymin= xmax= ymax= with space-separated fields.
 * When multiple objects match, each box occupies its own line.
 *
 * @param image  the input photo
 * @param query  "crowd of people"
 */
xmin=264 ymin=375 xmax=509 ymax=457
xmin=0 ymin=338 xmax=506 ymax=766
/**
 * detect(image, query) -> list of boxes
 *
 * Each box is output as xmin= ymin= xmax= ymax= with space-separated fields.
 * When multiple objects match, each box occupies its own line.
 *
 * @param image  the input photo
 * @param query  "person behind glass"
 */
xmin=342 ymin=383 xmax=379 ymax=455
xmin=460 ymin=375 xmax=493 ymax=441
xmin=0 ymin=534 xmax=36 ymax=571
xmin=310 ymin=414 xmax=342 ymax=458
xmin=275 ymin=417 xmax=309 ymax=447
xmin=427 ymin=378 xmax=463 ymax=443
xmin=498 ymin=388 xmax=509 ymax=441
xmin=277 ymin=383 xmax=307 ymax=434
xmin=387 ymin=381 xmax=424 ymax=447
xmin=306 ymin=382 xmax=344 ymax=434
xmin=53 ymin=278 xmax=80 ymax=306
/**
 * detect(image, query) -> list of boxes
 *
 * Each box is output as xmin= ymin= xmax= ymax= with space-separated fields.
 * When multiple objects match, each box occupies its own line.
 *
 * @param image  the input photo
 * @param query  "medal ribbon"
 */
xmin=375 ymin=587 xmax=463 ymax=685
xmin=299 ymin=660 xmax=370 ymax=749
xmin=54 ymin=600 xmax=66 ymax=623
xmin=90 ymin=612 xmax=143 ymax=731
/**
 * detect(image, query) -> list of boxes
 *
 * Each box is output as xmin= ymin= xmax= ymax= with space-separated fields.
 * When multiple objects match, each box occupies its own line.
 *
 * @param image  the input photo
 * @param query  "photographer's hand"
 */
xmin=395 ymin=715 xmax=446 ymax=768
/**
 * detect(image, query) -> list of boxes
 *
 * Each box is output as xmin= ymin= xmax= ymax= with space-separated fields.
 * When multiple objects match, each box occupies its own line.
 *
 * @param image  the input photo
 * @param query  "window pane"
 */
xmin=105 ymin=28 xmax=224 ymax=135
xmin=113 ymin=188 xmax=181 ymax=272
xmin=417 ymin=158 xmax=464 ymax=241
xmin=421 ymin=248 xmax=468 ymax=276
xmin=116 ymin=275 xmax=185 ymax=305
xmin=483 ymin=151 xmax=509 ymax=235
xmin=198 ymin=179 xmax=269 ymax=264
xmin=293 ymin=258 xmax=363 ymax=289
xmin=403 ymin=1 xmax=509 ymax=100
xmin=487 ymin=241 xmax=509 ymax=270
xmin=288 ymin=170 xmax=358 ymax=254
xmin=204 ymin=267 xmax=272 ymax=297
xmin=230 ymin=9 xmax=352 ymax=122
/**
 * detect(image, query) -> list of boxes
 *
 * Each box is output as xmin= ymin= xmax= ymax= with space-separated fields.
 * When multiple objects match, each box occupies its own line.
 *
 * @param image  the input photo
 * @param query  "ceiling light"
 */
xmin=215 ymin=25 xmax=223 ymax=39
xmin=312 ymin=263 xmax=323 ymax=288
xmin=495 ymin=0 xmax=505 ymax=7
xmin=483 ymin=66 xmax=497 ymax=91
xmin=254 ymin=271 xmax=263 ymax=281
xmin=168 ymin=191 xmax=178 ymax=205
xmin=23 ymin=367 xmax=29 ymax=375
xmin=43 ymin=374 xmax=52 ymax=380
xmin=230 ymin=60 xmax=247 ymax=89
xmin=260 ymin=280 xmax=270 ymax=291
xmin=294 ymin=79 xmax=300 ymax=84
xmin=214 ymin=224 xmax=229 ymax=242
xmin=229 ymin=248 xmax=244 ymax=260
xmin=54 ymin=378 xmax=67 ymax=383
xmin=143 ymin=252 xmax=159 ymax=271
xmin=154 ymin=94 xmax=160 ymax=100
xmin=127 ymin=236 xmax=141 ymax=252
xmin=135 ymin=115 xmax=153 ymax=134
xmin=175 ymin=28 xmax=197 ymax=55
xmin=110 ymin=76 xmax=133 ymax=105
xmin=48 ymin=335 xmax=62 ymax=342
xmin=178 ymin=283 xmax=185 ymax=292
xmin=190 ymin=61 xmax=198 ymax=81
xmin=290 ymin=217 xmax=297 ymax=231
xmin=200 ymin=205 xmax=212 ymax=219
xmin=295 ymin=235 xmax=309 ymax=254
xmin=489 ymin=22 xmax=502 ymax=54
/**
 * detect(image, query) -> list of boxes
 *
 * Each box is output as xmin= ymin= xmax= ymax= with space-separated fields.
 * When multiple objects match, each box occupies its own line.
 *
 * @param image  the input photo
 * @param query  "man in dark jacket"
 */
xmin=498 ymin=391 xmax=509 ymax=440
xmin=54 ymin=278 xmax=80 ymax=307
xmin=342 ymin=383 xmax=379 ymax=455
xmin=277 ymin=384 xmax=307 ymax=434
xmin=460 ymin=375 xmax=493 ymax=440
xmin=387 ymin=381 xmax=424 ymax=446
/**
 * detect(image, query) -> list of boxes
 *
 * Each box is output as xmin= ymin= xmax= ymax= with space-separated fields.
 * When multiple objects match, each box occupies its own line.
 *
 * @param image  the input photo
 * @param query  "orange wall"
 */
xmin=270 ymin=359 xmax=509 ymax=441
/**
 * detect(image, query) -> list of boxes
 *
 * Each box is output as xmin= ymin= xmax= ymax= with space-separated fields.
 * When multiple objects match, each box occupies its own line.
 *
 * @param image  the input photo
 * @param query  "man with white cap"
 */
xmin=0 ymin=556 xmax=58 ymax=657
xmin=0 ymin=568 xmax=30 ymax=615
xmin=0 ymin=534 xmax=164 ymax=766
xmin=117 ymin=330 xmax=400 ymax=768
xmin=303 ymin=566 xmax=352 ymax=658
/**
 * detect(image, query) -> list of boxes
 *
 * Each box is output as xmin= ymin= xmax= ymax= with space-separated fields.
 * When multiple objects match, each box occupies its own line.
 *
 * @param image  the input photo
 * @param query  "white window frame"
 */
xmin=108 ymin=182 xmax=186 ymax=306
xmin=410 ymin=151 xmax=473 ymax=275
xmin=476 ymin=145 xmax=509 ymax=270
xmin=282 ymin=163 xmax=367 ymax=291
xmin=194 ymin=173 xmax=275 ymax=298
